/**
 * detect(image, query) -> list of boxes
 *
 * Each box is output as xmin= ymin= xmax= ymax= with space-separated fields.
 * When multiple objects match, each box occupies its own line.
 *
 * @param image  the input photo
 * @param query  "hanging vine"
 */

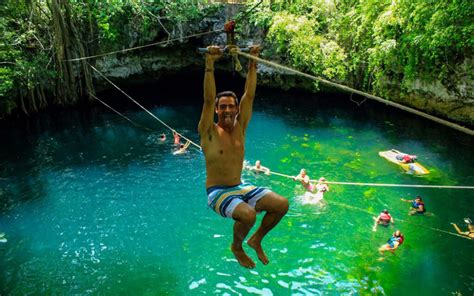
xmin=49 ymin=0 xmax=94 ymax=105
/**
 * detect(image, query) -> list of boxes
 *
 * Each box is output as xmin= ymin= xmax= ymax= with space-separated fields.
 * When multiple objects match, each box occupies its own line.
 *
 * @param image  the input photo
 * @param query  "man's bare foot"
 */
xmin=231 ymin=244 xmax=256 ymax=269
xmin=247 ymin=238 xmax=269 ymax=265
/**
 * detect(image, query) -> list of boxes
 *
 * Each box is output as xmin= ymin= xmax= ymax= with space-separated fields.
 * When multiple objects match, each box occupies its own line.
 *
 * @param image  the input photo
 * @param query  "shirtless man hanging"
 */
xmin=198 ymin=45 xmax=289 ymax=268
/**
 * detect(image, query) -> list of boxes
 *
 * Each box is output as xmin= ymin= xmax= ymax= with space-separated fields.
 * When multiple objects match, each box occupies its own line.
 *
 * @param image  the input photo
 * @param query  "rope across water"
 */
xmin=328 ymin=201 xmax=472 ymax=240
xmin=89 ymin=63 xmax=474 ymax=190
xmin=64 ymin=29 xmax=224 ymax=62
xmin=89 ymin=64 xmax=473 ymax=241
xmin=89 ymin=92 xmax=152 ymax=132
xmin=234 ymin=51 xmax=474 ymax=137
xmin=89 ymin=64 xmax=201 ymax=150
xmin=252 ymin=168 xmax=474 ymax=190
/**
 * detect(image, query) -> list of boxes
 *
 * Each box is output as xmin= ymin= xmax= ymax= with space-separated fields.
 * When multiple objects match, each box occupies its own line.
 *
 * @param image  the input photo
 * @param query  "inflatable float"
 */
xmin=378 ymin=149 xmax=430 ymax=175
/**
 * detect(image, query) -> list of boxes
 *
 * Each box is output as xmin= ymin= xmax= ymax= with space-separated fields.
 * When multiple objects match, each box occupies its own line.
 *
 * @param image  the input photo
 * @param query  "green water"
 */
xmin=0 ymin=88 xmax=473 ymax=295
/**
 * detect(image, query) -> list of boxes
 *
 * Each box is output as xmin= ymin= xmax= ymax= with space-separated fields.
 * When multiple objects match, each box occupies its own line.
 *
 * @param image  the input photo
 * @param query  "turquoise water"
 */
xmin=0 ymin=86 xmax=473 ymax=295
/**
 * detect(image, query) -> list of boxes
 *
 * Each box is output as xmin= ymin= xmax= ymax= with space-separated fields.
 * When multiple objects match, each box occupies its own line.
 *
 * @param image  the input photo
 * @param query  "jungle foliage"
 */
xmin=0 ymin=0 xmax=472 ymax=117
xmin=248 ymin=0 xmax=473 ymax=95
xmin=0 ymin=0 xmax=219 ymax=117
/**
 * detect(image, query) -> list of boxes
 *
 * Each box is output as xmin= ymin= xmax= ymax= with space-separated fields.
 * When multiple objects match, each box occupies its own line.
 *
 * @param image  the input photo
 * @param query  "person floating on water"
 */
xmin=401 ymin=196 xmax=426 ymax=215
xmin=378 ymin=230 xmax=404 ymax=255
xmin=315 ymin=177 xmax=329 ymax=196
xmin=159 ymin=133 xmax=166 ymax=142
xmin=293 ymin=168 xmax=314 ymax=193
xmin=249 ymin=160 xmax=270 ymax=175
xmin=173 ymin=131 xmax=180 ymax=145
xmin=396 ymin=153 xmax=417 ymax=164
xmin=0 ymin=232 xmax=6 ymax=243
xmin=173 ymin=141 xmax=190 ymax=155
xmin=198 ymin=45 xmax=289 ymax=269
xmin=450 ymin=218 xmax=474 ymax=239
xmin=372 ymin=209 xmax=394 ymax=231
xmin=311 ymin=177 xmax=329 ymax=204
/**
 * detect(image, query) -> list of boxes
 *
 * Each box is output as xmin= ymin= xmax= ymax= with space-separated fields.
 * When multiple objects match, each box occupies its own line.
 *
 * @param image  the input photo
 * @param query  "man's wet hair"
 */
xmin=215 ymin=91 xmax=239 ymax=107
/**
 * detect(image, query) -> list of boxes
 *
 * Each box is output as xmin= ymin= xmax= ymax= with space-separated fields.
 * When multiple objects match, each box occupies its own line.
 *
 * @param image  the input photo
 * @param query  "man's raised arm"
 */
xmin=238 ymin=46 xmax=260 ymax=133
xmin=198 ymin=46 xmax=222 ymax=135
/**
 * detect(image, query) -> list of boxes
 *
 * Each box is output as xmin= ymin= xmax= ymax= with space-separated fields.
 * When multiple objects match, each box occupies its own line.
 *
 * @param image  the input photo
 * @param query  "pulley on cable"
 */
xmin=198 ymin=20 xmax=251 ymax=73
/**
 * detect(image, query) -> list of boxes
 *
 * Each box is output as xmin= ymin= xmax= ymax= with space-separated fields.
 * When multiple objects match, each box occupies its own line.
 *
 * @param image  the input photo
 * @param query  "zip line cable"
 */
xmin=234 ymin=0 xmax=263 ymax=22
xmin=258 ymin=168 xmax=474 ymax=190
xmin=89 ymin=61 xmax=474 ymax=190
xmin=64 ymin=29 xmax=224 ymax=62
xmin=89 ymin=61 xmax=471 ymax=240
xmin=89 ymin=89 xmax=471 ymax=241
xmin=234 ymin=50 xmax=474 ymax=136
xmin=89 ymin=64 xmax=201 ymax=150
xmin=60 ymin=6 xmax=472 ymax=137
xmin=89 ymin=92 xmax=152 ymax=132
xmin=57 ymin=4 xmax=471 ymax=241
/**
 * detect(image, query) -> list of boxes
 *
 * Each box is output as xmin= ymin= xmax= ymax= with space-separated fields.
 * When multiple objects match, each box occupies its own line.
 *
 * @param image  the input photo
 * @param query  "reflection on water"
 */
xmin=0 ymin=87 xmax=473 ymax=295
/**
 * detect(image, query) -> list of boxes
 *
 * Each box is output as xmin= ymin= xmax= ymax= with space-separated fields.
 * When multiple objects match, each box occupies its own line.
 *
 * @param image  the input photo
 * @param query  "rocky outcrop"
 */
xmin=93 ymin=4 xmax=474 ymax=127
xmin=398 ymin=59 xmax=474 ymax=125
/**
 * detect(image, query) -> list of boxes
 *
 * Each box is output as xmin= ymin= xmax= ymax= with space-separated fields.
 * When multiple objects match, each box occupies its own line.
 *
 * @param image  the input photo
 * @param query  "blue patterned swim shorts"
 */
xmin=207 ymin=183 xmax=271 ymax=218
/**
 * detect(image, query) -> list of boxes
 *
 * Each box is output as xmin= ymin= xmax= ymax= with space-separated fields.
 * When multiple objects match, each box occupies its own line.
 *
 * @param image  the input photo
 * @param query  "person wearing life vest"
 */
xmin=378 ymin=230 xmax=404 ymax=255
xmin=401 ymin=196 xmax=426 ymax=215
xmin=402 ymin=154 xmax=417 ymax=163
xmin=372 ymin=209 xmax=395 ymax=231
xmin=396 ymin=153 xmax=417 ymax=163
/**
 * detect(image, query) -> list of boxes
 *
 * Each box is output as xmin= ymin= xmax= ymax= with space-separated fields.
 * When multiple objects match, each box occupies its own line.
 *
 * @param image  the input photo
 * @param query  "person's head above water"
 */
xmin=465 ymin=218 xmax=474 ymax=231
xmin=394 ymin=230 xmax=401 ymax=237
xmin=415 ymin=196 xmax=423 ymax=202
xmin=383 ymin=209 xmax=389 ymax=214
xmin=300 ymin=168 xmax=306 ymax=176
xmin=255 ymin=160 xmax=261 ymax=168
xmin=215 ymin=91 xmax=239 ymax=129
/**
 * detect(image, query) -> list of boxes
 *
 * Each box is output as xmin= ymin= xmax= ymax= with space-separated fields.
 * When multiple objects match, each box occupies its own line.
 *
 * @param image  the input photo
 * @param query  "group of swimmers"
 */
xmin=244 ymin=160 xmax=473 ymax=258
xmin=245 ymin=161 xmax=330 ymax=205
xmin=371 ymin=197 xmax=425 ymax=256
xmin=158 ymin=131 xmax=190 ymax=155
xmin=293 ymin=169 xmax=329 ymax=204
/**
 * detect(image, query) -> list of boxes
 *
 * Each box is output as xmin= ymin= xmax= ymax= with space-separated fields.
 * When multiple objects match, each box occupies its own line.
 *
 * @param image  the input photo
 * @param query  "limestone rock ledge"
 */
xmin=92 ymin=5 xmax=473 ymax=127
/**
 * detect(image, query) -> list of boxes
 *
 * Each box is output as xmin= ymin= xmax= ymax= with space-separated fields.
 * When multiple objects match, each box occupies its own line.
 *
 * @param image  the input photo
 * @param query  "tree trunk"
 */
xmin=48 ymin=0 xmax=94 ymax=105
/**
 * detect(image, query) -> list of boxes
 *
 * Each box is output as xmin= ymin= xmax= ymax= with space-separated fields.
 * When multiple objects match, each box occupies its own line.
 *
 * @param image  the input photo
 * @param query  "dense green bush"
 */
xmin=0 ymin=0 xmax=219 ymax=117
xmin=1 ymin=0 xmax=472 ymax=117
xmin=246 ymin=0 xmax=473 ymax=96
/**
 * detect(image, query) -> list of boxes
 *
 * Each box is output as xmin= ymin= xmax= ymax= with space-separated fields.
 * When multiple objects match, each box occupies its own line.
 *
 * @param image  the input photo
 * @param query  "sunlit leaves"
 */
xmin=267 ymin=12 xmax=347 ymax=80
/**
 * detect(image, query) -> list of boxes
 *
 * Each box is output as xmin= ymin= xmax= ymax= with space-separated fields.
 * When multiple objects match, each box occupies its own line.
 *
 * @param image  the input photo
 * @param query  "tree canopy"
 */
xmin=0 ymin=0 xmax=472 ymax=118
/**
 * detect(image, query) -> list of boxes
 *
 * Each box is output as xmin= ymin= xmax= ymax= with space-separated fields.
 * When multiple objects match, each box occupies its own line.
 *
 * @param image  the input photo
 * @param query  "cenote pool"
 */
xmin=0 ymin=76 xmax=473 ymax=295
